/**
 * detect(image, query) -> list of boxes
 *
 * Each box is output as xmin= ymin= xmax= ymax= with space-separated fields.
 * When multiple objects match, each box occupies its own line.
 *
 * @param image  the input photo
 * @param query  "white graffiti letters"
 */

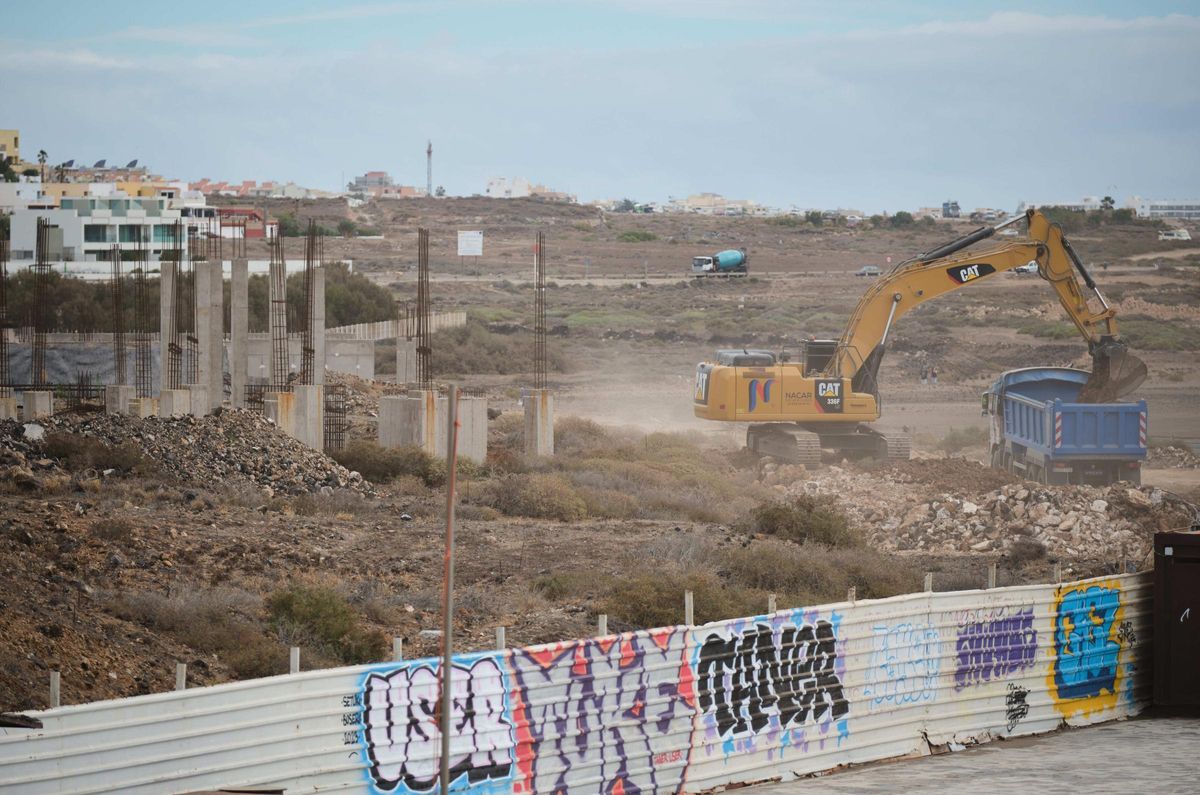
xmin=863 ymin=622 xmax=940 ymax=709
xmin=362 ymin=657 xmax=512 ymax=793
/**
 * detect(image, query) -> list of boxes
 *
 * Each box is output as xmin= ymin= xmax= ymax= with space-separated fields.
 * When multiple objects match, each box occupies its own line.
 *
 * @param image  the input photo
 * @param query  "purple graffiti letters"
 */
xmin=362 ymin=657 xmax=512 ymax=793
xmin=697 ymin=620 xmax=848 ymax=738
xmin=510 ymin=630 xmax=692 ymax=795
xmin=954 ymin=607 xmax=1038 ymax=689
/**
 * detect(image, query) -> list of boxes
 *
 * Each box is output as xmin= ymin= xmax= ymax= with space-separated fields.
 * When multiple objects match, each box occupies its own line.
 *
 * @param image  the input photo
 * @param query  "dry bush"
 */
xmin=600 ymin=571 xmax=762 ymax=631
xmin=478 ymin=473 xmax=587 ymax=521
xmin=723 ymin=539 xmax=921 ymax=604
xmin=106 ymin=586 xmax=285 ymax=678
xmin=285 ymin=489 xmax=374 ymax=517
xmin=43 ymin=432 xmax=148 ymax=474
xmin=532 ymin=570 xmax=612 ymax=601
xmin=745 ymin=495 xmax=859 ymax=547
xmin=267 ymin=582 xmax=388 ymax=664
xmin=90 ymin=517 xmax=133 ymax=542
xmin=432 ymin=319 xmax=566 ymax=376
xmin=333 ymin=441 xmax=445 ymax=487
xmin=1007 ymin=538 xmax=1047 ymax=567
xmin=938 ymin=426 xmax=989 ymax=453
xmin=554 ymin=416 xmax=626 ymax=456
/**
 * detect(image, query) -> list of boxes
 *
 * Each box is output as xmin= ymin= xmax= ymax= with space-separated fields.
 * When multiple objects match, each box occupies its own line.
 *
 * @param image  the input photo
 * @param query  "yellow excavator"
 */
xmin=692 ymin=209 xmax=1147 ymax=464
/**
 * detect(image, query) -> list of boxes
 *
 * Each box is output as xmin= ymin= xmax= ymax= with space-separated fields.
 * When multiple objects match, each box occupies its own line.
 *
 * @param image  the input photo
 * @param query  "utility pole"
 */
xmin=426 ymin=140 xmax=432 ymax=197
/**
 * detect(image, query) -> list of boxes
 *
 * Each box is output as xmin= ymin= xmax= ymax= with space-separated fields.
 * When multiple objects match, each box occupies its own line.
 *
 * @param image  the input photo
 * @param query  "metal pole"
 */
xmin=439 ymin=384 xmax=461 ymax=795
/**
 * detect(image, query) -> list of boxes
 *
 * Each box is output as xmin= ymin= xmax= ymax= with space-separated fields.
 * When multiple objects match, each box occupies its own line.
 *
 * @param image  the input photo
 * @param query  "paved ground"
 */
xmin=746 ymin=717 xmax=1200 ymax=794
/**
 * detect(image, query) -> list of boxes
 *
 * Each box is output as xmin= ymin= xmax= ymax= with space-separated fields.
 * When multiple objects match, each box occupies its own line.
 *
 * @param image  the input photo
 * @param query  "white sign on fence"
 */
xmin=457 ymin=230 xmax=483 ymax=257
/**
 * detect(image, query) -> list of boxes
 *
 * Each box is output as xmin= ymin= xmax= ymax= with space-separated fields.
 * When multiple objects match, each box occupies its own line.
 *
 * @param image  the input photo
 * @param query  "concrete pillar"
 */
xmin=524 ymin=389 xmax=555 ymax=457
xmin=268 ymin=258 xmax=286 ymax=389
xmin=207 ymin=260 xmax=224 ymax=408
xmin=22 ymin=391 xmax=53 ymax=421
xmin=379 ymin=391 xmax=444 ymax=456
xmin=231 ymin=259 xmax=249 ymax=408
xmin=193 ymin=261 xmax=214 ymax=408
xmin=291 ymin=385 xmax=324 ymax=449
xmin=158 ymin=260 xmax=175 ymax=396
xmin=185 ymin=384 xmax=209 ymax=417
xmin=159 ymin=389 xmax=190 ymax=417
xmin=456 ymin=396 xmax=488 ymax=463
xmin=312 ymin=267 xmax=325 ymax=386
xmin=130 ymin=398 xmax=157 ymax=418
xmin=396 ymin=339 xmax=417 ymax=385
xmin=105 ymin=385 xmax=136 ymax=415
xmin=265 ymin=391 xmax=294 ymax=436
xmin=0 ymin=397 xmax=18 ymax=420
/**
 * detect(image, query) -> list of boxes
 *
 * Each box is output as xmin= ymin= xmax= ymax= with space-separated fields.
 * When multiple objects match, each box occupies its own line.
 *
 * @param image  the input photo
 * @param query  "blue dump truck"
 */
xmin=691 ymin=248 xmax=748 ymax=276
xmin=983 ymin=367 xmax=1147 ymax=485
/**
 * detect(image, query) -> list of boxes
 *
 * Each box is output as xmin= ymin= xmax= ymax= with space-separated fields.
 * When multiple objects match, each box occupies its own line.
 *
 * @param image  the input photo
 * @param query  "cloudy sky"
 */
xmin=3 ymin=1 xmax=1198 ymax=212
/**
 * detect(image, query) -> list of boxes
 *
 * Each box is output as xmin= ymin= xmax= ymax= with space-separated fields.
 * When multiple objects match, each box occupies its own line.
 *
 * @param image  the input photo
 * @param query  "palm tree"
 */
xmin=37 ymin=149 xmax=47 ymax=182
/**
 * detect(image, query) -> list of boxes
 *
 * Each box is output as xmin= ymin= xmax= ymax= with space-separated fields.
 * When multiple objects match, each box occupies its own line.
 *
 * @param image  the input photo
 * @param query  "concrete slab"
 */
xmin=159 ymin=389 xmax=191 ymax=417
xmin=379 ymin=391 xmax=445 ymax=456
xmin=105 ymin=384 xmax=136 ymax=415
xmin=130 ymin=397 xmax=157 ymax=418
xmin=456 ymin=396 xmax=488 ymax=463
xmin=743 ymin=717 xmax=1200 ymax=794
xmin=0 ymin=397 xmax=18 ymax=420
xmin=265 ymin=391 xmax=294 ymax=437
xmin=396 ymin=339 xmax=417 ymax=385
xmin=290 ymin=385 xmax=324 ymax=450
xmin=185 ymin=384 xmax=209 ymax=417
xmin=22 ymin=390 xmax=53 ymax=421
xmin=524 ymin=389 xmax=554 ymax=457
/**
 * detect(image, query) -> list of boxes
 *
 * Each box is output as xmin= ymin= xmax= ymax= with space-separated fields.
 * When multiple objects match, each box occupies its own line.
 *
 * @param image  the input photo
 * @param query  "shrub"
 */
xmin=724 ymin=540 xmax=920 ymax=603
xmin=267 ymin=583 xmax=387 ymax=665
xmin=746 ymin=495 xmax=858 ymax=546
xmin=617 ymin=230 xmax=657 ymax=243
xmin=43 ymin=433 xmax=147 ymax=473
xmin=333 ymin=441 xmax=445 ymax=486
xmin=600 ymin=571 xmax=761 ymax=630
xmin=1008 ymin=538 xmax=1047 ymax=566
xmin=432 ymin=319 xmax=565 ymax=376
xmin=482 ymin=473 xmax=587 ymax=521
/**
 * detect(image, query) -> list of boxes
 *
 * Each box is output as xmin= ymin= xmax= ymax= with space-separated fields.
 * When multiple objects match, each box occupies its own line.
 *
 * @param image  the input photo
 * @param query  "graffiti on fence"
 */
xmin=508 ymin=629 xmax=694 ymax=795
xmin=695 ymin=612 xmax=849 ymax=754
xmin=1005 ymin=683 xmax=1030 ymax=732
xmin=954 ymin=606 xmax=1038 ymax=689
xmin=1050 ymin=582 xmax=1124 ymax=717
xmin=863 ymin=621 xmax=940 ymax=710
xmin=360 ymin=656 xmax=513 ymax=794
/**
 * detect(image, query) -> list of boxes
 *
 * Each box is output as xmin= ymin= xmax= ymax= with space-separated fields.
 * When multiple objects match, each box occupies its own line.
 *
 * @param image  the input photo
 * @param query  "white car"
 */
xmin=1012 ymin=262 xmax=1038 ymax=275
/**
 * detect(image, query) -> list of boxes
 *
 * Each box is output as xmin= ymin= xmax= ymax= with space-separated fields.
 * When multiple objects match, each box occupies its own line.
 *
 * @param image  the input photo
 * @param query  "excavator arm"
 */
xmin=832 ymin=209 xmax=1144 ymax=401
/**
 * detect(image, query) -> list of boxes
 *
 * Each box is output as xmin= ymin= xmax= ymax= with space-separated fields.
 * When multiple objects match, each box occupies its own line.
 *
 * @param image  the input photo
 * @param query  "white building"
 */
xmin=1126 ymin=196 xmax=1200 ymax=220
xmin=9 ymin=195 xmax=187 ymax=262
xmin=1017 ymin=197 xmax=1105 ymax=213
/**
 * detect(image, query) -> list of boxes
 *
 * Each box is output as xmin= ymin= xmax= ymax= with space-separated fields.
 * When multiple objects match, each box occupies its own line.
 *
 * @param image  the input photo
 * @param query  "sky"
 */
xmin=2 ymin=1 xmax=1199 ymax=212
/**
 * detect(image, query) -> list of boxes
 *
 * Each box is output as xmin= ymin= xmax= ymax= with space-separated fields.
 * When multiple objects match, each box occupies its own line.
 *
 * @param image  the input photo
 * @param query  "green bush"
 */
xmin=724 ymin=539 xmax=920 ymax=604
xmin=617 ymin=230 xmax=657 ymax=243
xmin=333 ymin=441 xmax=445 ymax=486
xmin=431 ymin=318 xmax=566 ymax=376
xmin=267 ymin=583 xmax=387 ymax=665
xmin=746 ymin=495 xmax=858 ymax=546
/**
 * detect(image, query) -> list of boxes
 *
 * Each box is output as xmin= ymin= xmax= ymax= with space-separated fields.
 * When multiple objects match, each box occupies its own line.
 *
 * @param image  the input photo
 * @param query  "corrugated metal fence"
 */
xmin=0 ymin=572 xmax=1152 ymax=794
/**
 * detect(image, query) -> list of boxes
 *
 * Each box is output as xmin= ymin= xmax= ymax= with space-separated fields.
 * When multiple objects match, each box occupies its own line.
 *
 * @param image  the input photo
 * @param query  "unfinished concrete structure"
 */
xmin=22 ymin=390 xmax=53 ymax=421
xmin=379 ymin=391 xmax=445 ymax=456
xmin=158 ymin=260 xmax=175 ymax=398
xmin=524 ymin=388 xmax=555 ymax=457
xmin=105 ymin=384 xmax=135 ymax=415
xmin=524 ymin=232 xmax=555 ymax=457
xmin=159 ymin=389 xmax=190 ymax=417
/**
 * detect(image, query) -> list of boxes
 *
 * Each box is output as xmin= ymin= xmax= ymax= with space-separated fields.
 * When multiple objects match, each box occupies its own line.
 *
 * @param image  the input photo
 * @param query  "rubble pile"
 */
xmin=1147 ymin=444 xmax=1200 ymax=469
xmin=1 ymin=410 xmax=373 ymax=496
xmin=761 ymin=458 xmax=1195 ymax=561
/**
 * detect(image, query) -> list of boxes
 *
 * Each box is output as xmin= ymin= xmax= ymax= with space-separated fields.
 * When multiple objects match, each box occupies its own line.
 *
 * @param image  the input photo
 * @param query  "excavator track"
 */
xmin=876 ymin=431 xmax=912 ymax=462
xmin=747 ymin=424 xmax=822 ymax=466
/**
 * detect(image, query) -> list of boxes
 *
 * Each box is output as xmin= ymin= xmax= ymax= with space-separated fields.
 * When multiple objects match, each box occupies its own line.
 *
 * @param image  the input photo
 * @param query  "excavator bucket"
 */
xmin=1078 ymin=342 xmax=1148 ymax=403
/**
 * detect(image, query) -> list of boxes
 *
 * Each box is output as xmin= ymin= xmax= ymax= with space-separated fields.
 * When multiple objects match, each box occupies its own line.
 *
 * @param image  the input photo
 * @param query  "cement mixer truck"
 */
xmin=692 ymin=248 xmax=748 ymax=277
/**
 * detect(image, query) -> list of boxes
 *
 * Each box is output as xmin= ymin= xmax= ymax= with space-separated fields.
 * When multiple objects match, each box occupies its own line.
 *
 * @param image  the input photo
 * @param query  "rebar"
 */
xmin=31 ymin=218 xmax=51 ymax=388
xmin=110 ymin=245 xmax=127 ymax=384
xmin=323 ymin=385 xmax=349 ymax=451
xmin=0 ymin=233 xmax=9 ymax=397
xmin=166 ymin=222 xmax=184 ymax=390
xmin=132 ymin=239 xmax=153 ymax=398
xmin=269 ymin=233 xmax=289 ymax=389
xmin=415 ymin=228 xmax=432 ymax=390
xmin=533 ymin=232 xmax=547 ymax=390
xmin=299 ymin=220 xmax=317 ymax=385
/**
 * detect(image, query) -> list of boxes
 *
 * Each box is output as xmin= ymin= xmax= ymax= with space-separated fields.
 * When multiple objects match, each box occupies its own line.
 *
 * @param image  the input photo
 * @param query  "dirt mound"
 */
xmin=3 ymin=410 xmax=373 ymax=497
xmin=1148 ymin=444 xmax=1200 ymax=469
xmin=872 ymin=457 xmax=1018 ymax=495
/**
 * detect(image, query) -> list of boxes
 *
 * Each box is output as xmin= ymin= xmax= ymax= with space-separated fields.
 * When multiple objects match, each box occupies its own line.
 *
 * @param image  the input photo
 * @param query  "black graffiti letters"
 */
xmin=1005 ymin=683 xmax=1030 ymax=732
xmin=698 ymin=620 xmax=848 ymax=738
